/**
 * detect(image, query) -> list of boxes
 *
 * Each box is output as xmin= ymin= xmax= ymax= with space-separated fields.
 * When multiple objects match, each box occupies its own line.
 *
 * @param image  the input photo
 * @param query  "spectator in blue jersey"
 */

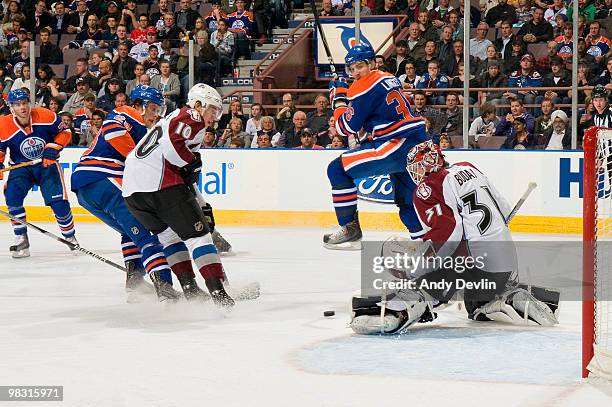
xmin=227 ymin=0 xmax=254 ymax=59
xmin=503 ymin=54 xmax=543 ymax=107
xmin=205 ymin=0 xmax=227 ymax=33
xmin=495 ymin=98 xmax=536 ymax=139
xmin=416 ymin=60 xmax=449 ymax=105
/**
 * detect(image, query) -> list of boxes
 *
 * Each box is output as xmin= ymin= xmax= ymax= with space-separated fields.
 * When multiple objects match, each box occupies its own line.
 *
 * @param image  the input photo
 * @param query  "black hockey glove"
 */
xmin=180 ymin=152 xmax=202 ymax=186
xmin=200 ymin=202 xmax=216 ymax=230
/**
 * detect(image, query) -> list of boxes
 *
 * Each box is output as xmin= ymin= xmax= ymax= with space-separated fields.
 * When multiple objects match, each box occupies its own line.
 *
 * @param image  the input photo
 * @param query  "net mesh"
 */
xmin=589 ymin=129 xmax=612 ymax=379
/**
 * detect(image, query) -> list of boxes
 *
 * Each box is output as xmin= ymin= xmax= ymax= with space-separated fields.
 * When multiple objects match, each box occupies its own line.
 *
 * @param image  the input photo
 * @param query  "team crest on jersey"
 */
xmin=188 ymin=109 xmax=202 ymax=122
xmin=416 ymin=182 xmax=432 ymax=200
xmin=194 ymin=221 xmax=204 ymax=232
xmin=131 ymin=226 xmax=140 ymax=235
xmin=232 ymin=20 xmax=245 ymax=30
xmin=19 ymin=137 xmax=46 ymax=160
xmin=587 ymin=45 xmax=603 ymax=57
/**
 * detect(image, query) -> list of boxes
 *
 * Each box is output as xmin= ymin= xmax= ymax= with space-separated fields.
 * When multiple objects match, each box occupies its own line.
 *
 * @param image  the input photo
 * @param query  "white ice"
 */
xmin=1 ymin=224 xmax=611 ymax=407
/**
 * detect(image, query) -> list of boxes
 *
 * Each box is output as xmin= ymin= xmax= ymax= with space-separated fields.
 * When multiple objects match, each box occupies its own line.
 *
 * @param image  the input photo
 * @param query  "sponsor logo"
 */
xmin=416 ymin=182 xmax=432 ymax=200
xmin=357 ymin=175 xmax=395 ymax=204
xmin=559 ymin=157 xmax=612 ymax=199
xmin=221 ymin=78 xmax=254 ymax=86
xmin=197 ymin=162 xmax=233 ymax=195
xmin=19 ymin=137 xmax=46 ymax=160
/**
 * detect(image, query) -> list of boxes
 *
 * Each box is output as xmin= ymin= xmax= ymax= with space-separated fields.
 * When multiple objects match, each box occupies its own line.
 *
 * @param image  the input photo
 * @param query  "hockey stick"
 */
xmin=0 ymin=208 xmax=127 ymax=272
xmin=506 ymin=182 xmax=537 ymax=223
xmin=309 ymin=0 xmax=338 ymax=78
xmin=0 ymin=159 xmax=42 ymax=175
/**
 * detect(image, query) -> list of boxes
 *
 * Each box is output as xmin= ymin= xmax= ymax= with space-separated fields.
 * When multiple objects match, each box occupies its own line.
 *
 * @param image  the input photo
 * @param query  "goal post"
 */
xmin=583 ymin=126 xmax=612 ymax=380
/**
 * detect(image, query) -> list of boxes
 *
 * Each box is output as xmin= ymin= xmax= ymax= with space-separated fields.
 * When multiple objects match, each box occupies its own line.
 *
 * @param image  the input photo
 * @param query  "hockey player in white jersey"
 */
xmin=122 ymin=84 xmax=234 ymax=307
xmin=350 ymin=141 xmax=559 ymax=334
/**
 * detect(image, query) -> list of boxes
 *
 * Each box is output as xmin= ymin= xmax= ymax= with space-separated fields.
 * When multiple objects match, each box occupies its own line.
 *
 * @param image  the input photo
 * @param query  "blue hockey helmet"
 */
xmin=8 ymin=89 xmax=29 ymax=105
xmin=345 ymin=43 xmax=375 ymax=67
xmin=130 ymin=85 xmax=164 ymax=107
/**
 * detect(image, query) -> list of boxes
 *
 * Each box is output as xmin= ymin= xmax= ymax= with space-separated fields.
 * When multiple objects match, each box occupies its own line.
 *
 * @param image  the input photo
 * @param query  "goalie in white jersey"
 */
xmin=122 ymin=84 xmax=234 ymax=307
xmin=350 ymin=141 xmax=559 ymax=334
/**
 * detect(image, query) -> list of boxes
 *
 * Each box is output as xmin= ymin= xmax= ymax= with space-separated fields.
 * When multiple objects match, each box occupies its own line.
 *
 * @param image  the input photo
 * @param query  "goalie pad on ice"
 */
xmin=472 ymin=287 xmax=559 ymax=327
xmin=350 ymin=289 xmax=434 ymax=335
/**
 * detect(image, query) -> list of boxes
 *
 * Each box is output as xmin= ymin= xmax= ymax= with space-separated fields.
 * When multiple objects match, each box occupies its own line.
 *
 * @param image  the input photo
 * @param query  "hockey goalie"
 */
xmin=350 ymin=141 xmax=559 ymax=335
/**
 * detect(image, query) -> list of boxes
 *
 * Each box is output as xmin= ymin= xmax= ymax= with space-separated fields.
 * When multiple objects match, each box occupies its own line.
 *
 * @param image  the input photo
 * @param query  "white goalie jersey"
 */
xmin=122 ymin=107 xmax=206 ymax=198
xmin=413 ymin=161 xmax=516 ymax=273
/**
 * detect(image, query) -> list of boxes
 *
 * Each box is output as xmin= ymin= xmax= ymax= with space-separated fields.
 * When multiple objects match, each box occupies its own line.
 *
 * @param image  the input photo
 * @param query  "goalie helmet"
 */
xmin=406 ymin=140 xmax=445 ymax=184
xmin=187 ymin=83 xmax=223 ymax=121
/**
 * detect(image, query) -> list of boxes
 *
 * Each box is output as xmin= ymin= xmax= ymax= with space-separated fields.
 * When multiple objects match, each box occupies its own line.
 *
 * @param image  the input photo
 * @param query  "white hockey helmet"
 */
xmin=187 ymin=83 xmax=223 ymax=121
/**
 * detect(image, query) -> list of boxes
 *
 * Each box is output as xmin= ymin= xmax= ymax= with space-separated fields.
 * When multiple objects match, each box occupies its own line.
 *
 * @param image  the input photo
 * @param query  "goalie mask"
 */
xmin=407 ymin=141 xmax=445 ymax=184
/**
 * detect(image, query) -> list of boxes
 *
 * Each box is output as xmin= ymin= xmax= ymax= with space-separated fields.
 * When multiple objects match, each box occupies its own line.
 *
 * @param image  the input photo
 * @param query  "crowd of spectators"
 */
xmin=0 ymin=0 xmax=611 ymax=150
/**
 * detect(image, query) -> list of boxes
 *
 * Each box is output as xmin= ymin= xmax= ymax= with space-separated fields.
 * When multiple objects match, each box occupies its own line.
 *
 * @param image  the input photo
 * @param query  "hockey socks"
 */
xmin=183 ymin=235 xmax=225 ymax=281
xmin=7 ymin=206 xmax=27 ymax=236
xmin=122 ymin=235 xmax=173 ymax=284
xmin=49 ymin=200 xmax=75 ymax=238
xmin=327 ymin=157 xmax=358 ymax=226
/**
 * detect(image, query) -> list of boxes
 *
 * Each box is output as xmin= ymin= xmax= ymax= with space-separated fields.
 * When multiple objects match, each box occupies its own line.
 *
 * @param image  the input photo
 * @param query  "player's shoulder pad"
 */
xmin=31 ymin=107 xmax=57 ymax=125
xmin=452 ymin=161 xmax=483 ymax=174
xmin=113 ymin=106 xmax=145 ymax=125
xmin=347 ymin=70 xmax=397 ymax=99
xmin=0 ymin=114 xmax=20 ymax=141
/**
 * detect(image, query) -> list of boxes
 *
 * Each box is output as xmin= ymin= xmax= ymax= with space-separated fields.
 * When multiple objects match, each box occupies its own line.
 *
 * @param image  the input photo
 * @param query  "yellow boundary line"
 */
xmin=0 ymin=206 xmax=582 ymax=235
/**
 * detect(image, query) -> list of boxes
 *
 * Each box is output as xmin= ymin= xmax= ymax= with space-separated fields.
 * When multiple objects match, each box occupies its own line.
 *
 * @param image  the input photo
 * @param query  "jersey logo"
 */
xmin=232 ymin=20 xmax=245 ymax=30
xmin=194 ymin=221 xmax=204 ymax=232
xmin=19 ymin=137 xmax=46 ymax=160
xmin=131 ymin=226 xmax=140 ymax=235
xmin=416 ymin=182 xmax=432 ymax=200
xmin=187 ymin=109 xmax=202 ymax=122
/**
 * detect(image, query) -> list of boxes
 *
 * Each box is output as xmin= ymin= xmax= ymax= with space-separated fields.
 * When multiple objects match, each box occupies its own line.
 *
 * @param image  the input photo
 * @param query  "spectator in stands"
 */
xmin=47 ymin=77 xmax=66 ymax=103
xmin=218 ymin=117 xmax=251 ymax=148
xmin=96 ymin=77 xmax=123 ymax=112
xmin=229 ymin=138 xmax=246 ymax=149
xmin=151 ymin=61 xmax=180 ymax=111
xmin=538 ymin=40 xmax=560 ymax=72
xmin=388 ymin=39 xmax=408 ymax=77
xmin=441 ymin=92 xmax=462 ymax=137
xmin=26 ymin=0 xmax=52 ymax=34
xmin=276 ymin=93 xmax=297 ymax=133
xmin=321 ymin=0 xmax=342 ymax=15
xmin=566 ymin=0 xmax=597 ymax=24
xmin=114 ymin=92 xmax=127 ymax=107
xmin=345 ymin=0 xmax=372 ymax=16
xmin=577 ymin=62 xmax=593 ymax=103
xmin=440 ymin=39 xmax=463 ymax=78
xmin=73 ymin=91 xmax=95 ymax=136
xmin=210 ymin=18 xmax=235 ymax=76
xmin=469 ymin=22 xmax=493 ymax=61
xmin=295 ymin=128 xmax=323 ymax=149
xmin=73 ymin=14 xmax=107 ymax=49
xmin=504 ymin=54 xmax=543 ymax=106
xmin=469 ymin=102 xmax=499 ymax=138
xmin=518 ymin=7 xmax=554 ymax=44
xmin=130 ymin=28 xmax=164 ymax=63
xmin=328 ymin=134 xmax=347 ymax=149
xmin=539 ymin=109 xmax=571 ymax=149
xmin=539 ymin=56 xmax=571 ymax=106
xmin=253 ymin=116 xmax=281 ymax=148
xmin=79 ymin=108 xmax=105 ymax=147
xmin=1 ymin=1 xmax=21 ymax=26
xmin=315 ymin=115 xmax=336 ymax=147
xmin=151 ymin=0 xmax=171 ymax=30
xmin=451 ymin=62 xmax=478 ymax=104
xmin=501 ymin=116 xmax=534 ymax=149
xmin=495 ymin=98 xmax=536 ymax=138
xmin=10 ymin=40 xmax=30 ymax=69
xmin=494 ymin=21 xmax=517 ymax=62
xmin=447 ymin=9 xmax=463 ymax=41
xmin=544 ymin=0 xmax=567 ymax=26
xmin=306 ymin=94 xmax=332 ymax=134
xmin=92 ymin=59 xmax=112 ymax=95
xmin=438 ymin=25 xmax=454 ymax=63
xmin=486 ymin=0 xmax=517 ymax=28
xmin=157 ymin=13 xmax=183 ymax=48
xmin=63 ymin=77 xmax=91 ymax=114
xmin=108 ymin=24 xmax=133 ymax=54
xmin=476 ymin=44 xmax=502 ymax=77
xmin=88 ymin=52 xmax=103 ymax=76
xmin=205 ymin=0 xmax=227 ymax=33
xmin=104 ymin=16 xmax=120 ymax=41
xmin=403 ymin=0 xmax=419 ymax=23
xmin=103 ymin=2 xmax=122 ymax=27
xmin=552 ymin=13 xmax=568 ymax=38
xmin=439 ymin=134 xmax=454 ymax=149
xmin=417 ymin=8 xmax=438 ymax=42
xmin=417 ymin=60 xmax=449 ymax=105
xmin=554 ymin=22 xmax=574 ymax=62
xmin=112 ymin=43 xmax=139 ymax=82
xmin=59 ymin=111 xmax=77 ymax=145
xmin=130 ymin=14 xmax=150 ymax=44
xmin=534 ymin=97 xmax=555 ymax=136
xmin=120 ymin=0 xmax=139 ymax=33
xmin=219 ymin=99 xmax=247 ymax=131
xmin=375 ymin=55 xmax=389 ymax=72
xmin=399 ymin=61 xmax=421 ymax=90
xmin=175 ymin=0 xmax=200 ymax=31
xmin=143 ymin=45 xmax=162 ymax=76
xmin=228 ymin=0 xmax=254 ymax=60
xmin=585 ymin=21 xmax=611 ymax=63
xmin=50 ymin=2 xmax=70 ymax=34
xmin=245 ymin=102 xmax=264 ymax=141
xmin=202 ymin=128 xmax=218 ymax=149
xmin=61 ymin=57 xmax=94 ymax=94
xmin=480 ymin=60 xmax=507 ymax=107
xmin=413 ymin=90 xmax=446 ymax=133
xmin=0 ymin=65 xmax=12 ymax=95
xmin=596 ymin=56 xmax=612 ymax=89
xmin=38 ymin=28 xmax=62 ymax=64
xmin=503 ymin=37 xmax=527 ymax=75
xmin=515 ymin=0 xmax=535 ymax=24
xmin=12 ymin=64 xmax=31 ymax=92
xmin=256 ymin=131 xmax=274 ymax=148
xmin=415 ymin=40 xmax=438 ymax=75
xmin=279 ymin=110 xmax=307 ymax=148
xmin=48 ymin=96 xmax=62 ymax=113
xmin=406 ymin=23 xmax=426 ymax=62
xmin=577 ymin=38 xmax=598 ymax=75
xmin=429 ymin=0 xmax=454 ymax=28
xmin=67 ymin=0 xmax=91 ymax=34
xmin=125 ymin=63 xmax=145 ymax=95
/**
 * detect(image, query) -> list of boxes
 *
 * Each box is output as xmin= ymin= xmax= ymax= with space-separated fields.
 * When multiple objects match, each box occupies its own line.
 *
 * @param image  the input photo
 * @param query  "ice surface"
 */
xmin=0 ymin=224 xmax=611 ymax=406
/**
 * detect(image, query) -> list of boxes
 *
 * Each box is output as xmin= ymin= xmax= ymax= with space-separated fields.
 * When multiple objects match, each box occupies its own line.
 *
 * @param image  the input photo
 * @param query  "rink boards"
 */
xmin=0 ymin=148 xmax=585 ymax=234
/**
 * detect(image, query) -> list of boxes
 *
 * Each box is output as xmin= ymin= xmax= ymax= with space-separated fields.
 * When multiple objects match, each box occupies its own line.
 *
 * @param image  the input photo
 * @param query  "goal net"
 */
xmin=583 ymin=127 xmax=612 ymax=380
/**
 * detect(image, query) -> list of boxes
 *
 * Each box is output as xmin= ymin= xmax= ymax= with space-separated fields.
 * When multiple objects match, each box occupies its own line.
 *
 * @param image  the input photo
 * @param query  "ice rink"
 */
xmin=1 ymin=223 xmax=612 ymax=406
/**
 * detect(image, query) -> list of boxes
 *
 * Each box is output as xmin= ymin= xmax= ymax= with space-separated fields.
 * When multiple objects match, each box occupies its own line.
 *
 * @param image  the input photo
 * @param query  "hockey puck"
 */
xmin=323 ymin=310 xmax=335 ymax=317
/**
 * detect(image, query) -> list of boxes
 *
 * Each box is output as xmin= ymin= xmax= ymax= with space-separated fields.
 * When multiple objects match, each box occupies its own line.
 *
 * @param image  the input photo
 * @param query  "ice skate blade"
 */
xmin=11 ymin=248 xmax=30 ymax=258
xmin=323 ymin=240 xmax=362 ymax=251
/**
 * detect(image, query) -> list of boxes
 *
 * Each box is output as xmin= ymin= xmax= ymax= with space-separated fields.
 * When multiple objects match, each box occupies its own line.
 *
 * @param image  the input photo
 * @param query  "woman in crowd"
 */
xmin=327 ymin=134 xmax=347 ymax=149
xmin=218 ymin=117 xmax=251 ymax=148
xmin=219 ymin=99 xmax=248 ymax=130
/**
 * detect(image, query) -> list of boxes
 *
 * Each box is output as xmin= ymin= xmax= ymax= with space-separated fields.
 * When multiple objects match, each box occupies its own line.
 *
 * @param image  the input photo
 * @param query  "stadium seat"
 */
xmin=49 ymin=64 xmax=67 ymax=79
xmin=58 ymin=34 xmax=77 ymax=49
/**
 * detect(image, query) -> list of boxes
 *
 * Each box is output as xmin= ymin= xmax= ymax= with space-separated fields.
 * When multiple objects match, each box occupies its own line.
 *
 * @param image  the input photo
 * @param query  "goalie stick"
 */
xmin=0 ymin=208 xmax=127 ymax=272
xmin=506 ymin=181 xmax=537 ymax=223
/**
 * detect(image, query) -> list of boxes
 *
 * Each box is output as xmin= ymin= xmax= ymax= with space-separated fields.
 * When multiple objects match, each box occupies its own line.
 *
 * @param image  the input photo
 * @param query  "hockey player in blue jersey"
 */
xmin=0 ymin=89 xmax=78 ymax=258
xmin=324 ymin=44 xmax=427 ymax=250
xmin=71 ymin=85 xmax=207 ymax=302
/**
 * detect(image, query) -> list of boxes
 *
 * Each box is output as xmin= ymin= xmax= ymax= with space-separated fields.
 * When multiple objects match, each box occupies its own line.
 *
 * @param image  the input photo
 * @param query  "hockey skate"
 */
xmin=150 ymin=271 xmax=183 ymax=303
xmin=323 ymin=213 xmax=362 ymax=250
xmin=125 ymin=261 xmax=156 ymax=303
xmin=211 ymin=229 xmax=233 ymax=254
xmin=64 ymin=236 xmax=80 ymax=255
xmin=205 ymin=277 xmax=235 ymax=308
xmin=9 ymin=234 xmax=30 ymax=258
xmin=176 ymin=273 xmax=211 ymax=302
